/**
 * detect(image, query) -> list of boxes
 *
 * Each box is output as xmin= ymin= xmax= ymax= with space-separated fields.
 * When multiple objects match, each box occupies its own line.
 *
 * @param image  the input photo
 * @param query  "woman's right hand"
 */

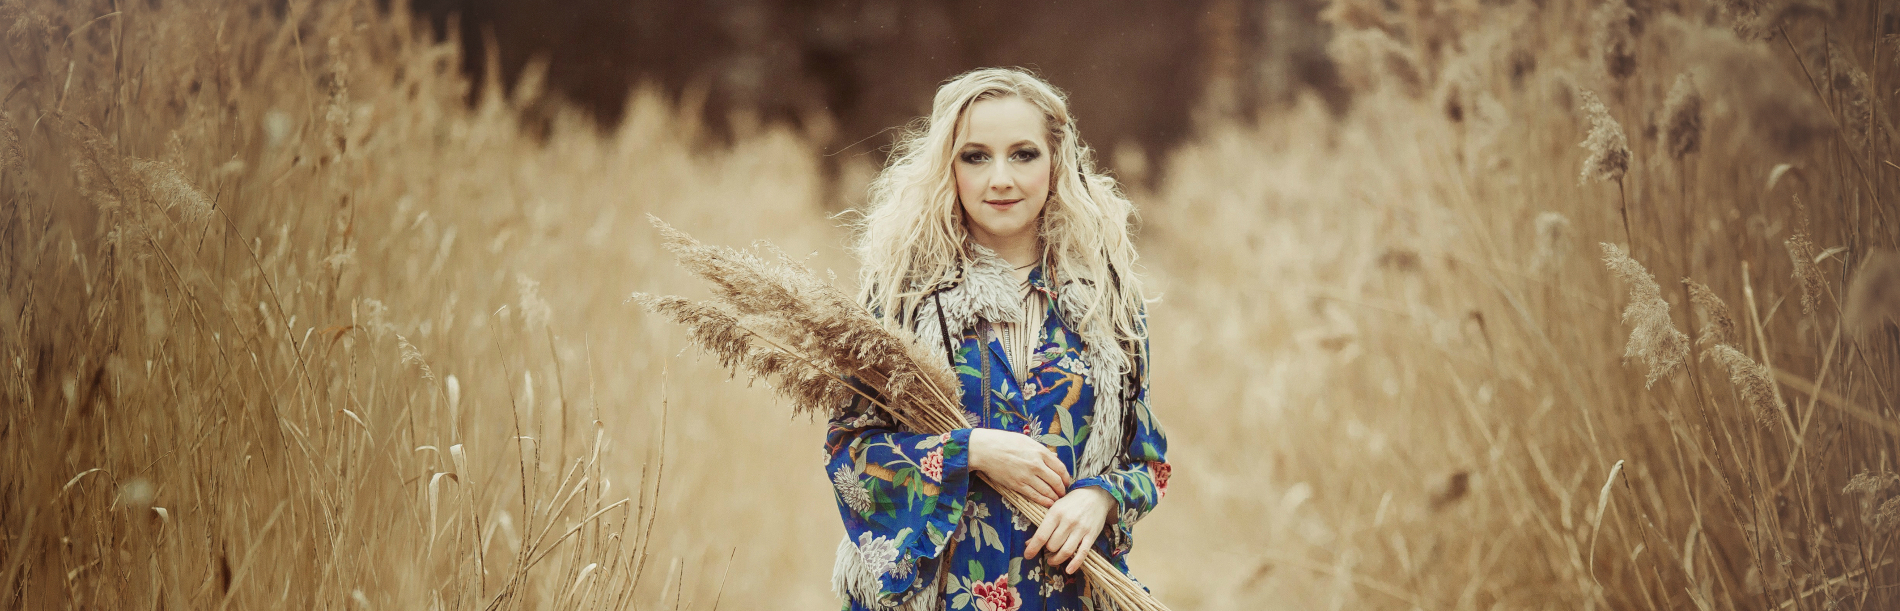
xmin=967 ymin=429 xmax=1071 ymax=507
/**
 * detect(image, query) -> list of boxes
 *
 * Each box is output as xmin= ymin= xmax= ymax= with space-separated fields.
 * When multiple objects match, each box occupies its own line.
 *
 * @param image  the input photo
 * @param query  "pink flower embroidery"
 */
xmin=920 ymin=448 xmax=944 ymax=482
xmin=1149 ymin=461 xmax=1172 ymax=499
xmin=970 ymin=574 xmax=1021 ymax=611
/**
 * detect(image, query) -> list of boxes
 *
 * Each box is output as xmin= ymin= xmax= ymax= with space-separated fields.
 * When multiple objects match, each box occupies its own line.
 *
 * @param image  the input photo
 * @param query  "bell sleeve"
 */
xmin=825 ymin=383 xmax=975 ymax=604
xmin=1068 ymin=329 xmax=1168 ymax=559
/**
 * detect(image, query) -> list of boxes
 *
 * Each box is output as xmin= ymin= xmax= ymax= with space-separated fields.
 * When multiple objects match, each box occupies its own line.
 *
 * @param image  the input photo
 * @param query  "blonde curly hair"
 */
xmin=849 ymin=67 xmax=1148 ymax=374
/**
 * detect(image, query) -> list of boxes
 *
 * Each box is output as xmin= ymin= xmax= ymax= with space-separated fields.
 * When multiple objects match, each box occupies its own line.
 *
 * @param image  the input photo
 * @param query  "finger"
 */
xmin=1014 ymin=479 xmax=1049 ymax=508
xmin=1060 ymin=530 xmax=1088 ymax=574
xmin=1034 ymin=467 xmax=1065 ymax=502
xmin=1066 ymin=526 xmax=1100 ymax=574
xmin=1025 ymin=520 xmax=1054 ymax=559
xmin=1041 ymin=523 xmax=1071 ymax=565
xmin=1040 ymin=451 xmax=1071 ymax=488
xmin=1028 ymin=472 xmax=1060 ymax=507
xmin=1045 ymin=533 xmax=1068 ymax=567
xmin=1048 ymin=453 xmax=1079 ymax=485
xmin=1054 ymin=530 xmax=1082 ymax=568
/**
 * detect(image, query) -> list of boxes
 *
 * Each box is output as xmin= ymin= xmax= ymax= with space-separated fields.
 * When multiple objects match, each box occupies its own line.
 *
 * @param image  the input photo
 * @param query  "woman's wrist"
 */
xmin=966 ymin=428 xmax=989 ymax=472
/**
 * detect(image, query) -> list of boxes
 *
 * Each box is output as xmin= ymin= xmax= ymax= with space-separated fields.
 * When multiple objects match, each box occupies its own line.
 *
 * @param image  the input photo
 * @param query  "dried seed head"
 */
xmin=1602 ymin=243 xmax=1688 ymax=387
xmin=0 ymin=111 xmax=23 ymax=174
xmin=1843 ymin=249 xmax=1900 ymax=337
xmin=1682 ymin=279 xmax=1737 ymax=348
xmin=55 ymin=114 xmax=130 ymax=211
xmin=396 ymin=334 xmax=435 ymax=381
xmin=1533 ymin=212 xmax=1572 ymax=273
xmin=1716 ymin=0 xmax=1767 ymax=39
xmin=1786 ymin=232 xmax=1823 ymax=318
xmin=1708 ymin=344 xmax=1784 ymax=421
xmin=1661 ymin=73 xmax=1703 ymax=160
xmin=1844 ymin=471 xmax=1900 ymax=533
xmin=637 ymin=219 xmax=970 ymax=430
xmin=325 ymin=36 xmax=352 ymax=159
xmin=1845 ymin=471 xmax=1900 ymax=496
xmin=1578 ymin=90 xmax=1631 ymax=185
xmin=1827 ymin=46 xmax=1873 ymax=154
xmin=1592 ymin=0 xmax=1640 ymax=81
xmin=515 ymin=273 xmax=552 ymax=329
xmin=130 ymin=159 xmax=214 ymax=225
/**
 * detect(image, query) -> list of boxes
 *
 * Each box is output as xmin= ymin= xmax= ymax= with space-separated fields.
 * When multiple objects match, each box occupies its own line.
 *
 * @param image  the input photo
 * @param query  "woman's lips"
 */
xmin=984 ymin=198 xmax=1022 ymax=208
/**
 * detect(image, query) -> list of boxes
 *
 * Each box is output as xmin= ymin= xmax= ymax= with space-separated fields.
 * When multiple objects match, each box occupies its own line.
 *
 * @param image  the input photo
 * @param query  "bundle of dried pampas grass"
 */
xmin=631 ymin=217 xmax=1169 ymax=610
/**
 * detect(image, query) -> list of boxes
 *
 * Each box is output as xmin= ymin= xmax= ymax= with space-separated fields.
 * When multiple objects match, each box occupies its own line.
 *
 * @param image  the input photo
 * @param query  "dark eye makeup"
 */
xmin=959 ymin=147 xmax=1041 ymax=165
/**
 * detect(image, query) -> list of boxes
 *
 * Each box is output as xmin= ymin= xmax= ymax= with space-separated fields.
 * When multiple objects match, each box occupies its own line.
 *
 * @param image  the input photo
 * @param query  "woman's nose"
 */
xmin=988 ymin=168 xmax=1016 ymax=192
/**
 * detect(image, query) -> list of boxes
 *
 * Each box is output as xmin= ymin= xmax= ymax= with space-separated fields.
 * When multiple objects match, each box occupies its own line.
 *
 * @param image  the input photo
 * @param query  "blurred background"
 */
xmin=2 ymin=0 xmax=1897 ymax=609
xmin=406 ymin=0 xmax=1344 ymax=181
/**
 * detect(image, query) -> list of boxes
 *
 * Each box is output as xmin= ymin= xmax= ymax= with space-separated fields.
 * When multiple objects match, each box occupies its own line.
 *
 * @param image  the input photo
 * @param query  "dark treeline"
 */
xmin=404 ymin=0 xmax=1344 ymax=176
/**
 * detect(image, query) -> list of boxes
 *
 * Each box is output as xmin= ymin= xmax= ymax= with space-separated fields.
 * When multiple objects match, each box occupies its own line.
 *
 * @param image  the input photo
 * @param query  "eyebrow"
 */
xmin=959 ymin=140 xmax=1041 ymax=150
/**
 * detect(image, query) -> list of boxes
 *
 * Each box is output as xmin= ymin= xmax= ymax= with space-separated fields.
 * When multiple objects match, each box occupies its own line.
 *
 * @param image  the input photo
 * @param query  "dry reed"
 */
xmin=1601 ymin=243 xmax=1689 ymax=388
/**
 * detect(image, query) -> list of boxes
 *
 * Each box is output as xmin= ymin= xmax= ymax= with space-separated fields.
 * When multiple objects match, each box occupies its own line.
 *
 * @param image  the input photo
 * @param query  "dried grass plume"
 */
xmin=1661 ymin=73 xmax=1703 ymax=161
xmin=1533 ymin=212 xmax=1572 ymax=273
xmin=1786 ymin=201 xmax=1823 ymax=317
xmin=1602 ymin=243 xmax=1688 ymax=387
xmin=1708 ymin=344 xmax=1784 ymax=420
xmin=130 ymin=159 xmax=214 ymax=225
xmin=1578 ymin=90 xmax=1631 ymax=185
xmin=1591 ymin=0 xmax=1640 ymax=81
xmin=1682 ymin=279 xmax=1737 ymax=348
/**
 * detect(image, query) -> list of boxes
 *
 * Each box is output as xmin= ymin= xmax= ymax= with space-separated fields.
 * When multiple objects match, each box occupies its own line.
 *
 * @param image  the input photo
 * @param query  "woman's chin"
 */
xmin=971 ymin=219 xmax=1035 ymax=242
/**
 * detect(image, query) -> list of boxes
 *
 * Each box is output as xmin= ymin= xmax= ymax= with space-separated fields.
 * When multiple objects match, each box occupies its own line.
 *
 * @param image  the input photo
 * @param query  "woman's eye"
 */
xmin=1011 ymin=149 xmax=1041 ymax=162
xmin=960 ymin=151 xmax=990 ymax=164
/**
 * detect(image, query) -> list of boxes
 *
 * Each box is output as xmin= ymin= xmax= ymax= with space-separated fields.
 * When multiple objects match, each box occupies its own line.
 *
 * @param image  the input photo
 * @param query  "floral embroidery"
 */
xmin=921 ymin=448 xmax=945 ymax=482
xmin=1034 ymin=564 xmax=1069 ymax=597
xmin=834 ymin=465 xmax=873 ymax=515
xmin=858 ymin=532 xmax=901 ymax=579
xmin=970 ymin=575 xmax=1022 ymax=611
xmin=1150 ymin=460 xmax=1172 ymax=499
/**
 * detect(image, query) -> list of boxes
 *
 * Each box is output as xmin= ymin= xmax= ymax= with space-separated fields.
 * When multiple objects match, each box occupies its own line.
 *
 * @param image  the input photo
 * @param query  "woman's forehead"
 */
xmin=955 ymin=96 xmax=1047 ymax=148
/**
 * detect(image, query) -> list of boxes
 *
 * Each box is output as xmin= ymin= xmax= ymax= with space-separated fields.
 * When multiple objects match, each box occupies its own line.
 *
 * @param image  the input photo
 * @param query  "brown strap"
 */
xmin=933 ymin=291 xmax=956 ymax=370
xmin=976 ymin=319 xmax=993 ymax=429
xmin=935 ymin=522 xmax=962 ymax=596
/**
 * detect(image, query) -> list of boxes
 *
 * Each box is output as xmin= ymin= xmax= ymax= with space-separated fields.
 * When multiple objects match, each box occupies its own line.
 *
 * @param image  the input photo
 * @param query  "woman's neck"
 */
xmin=969 ymin=227 xmax=1040 ymax=271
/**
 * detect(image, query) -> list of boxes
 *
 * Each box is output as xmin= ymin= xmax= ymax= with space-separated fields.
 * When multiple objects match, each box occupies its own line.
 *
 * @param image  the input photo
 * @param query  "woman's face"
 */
xmin=953 ymin=95 xmax=1052 ymax=248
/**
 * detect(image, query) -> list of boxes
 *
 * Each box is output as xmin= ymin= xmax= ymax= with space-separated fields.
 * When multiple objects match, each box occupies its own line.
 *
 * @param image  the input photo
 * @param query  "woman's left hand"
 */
xmin=1024 ymin=486 xmax=1115 ymax=574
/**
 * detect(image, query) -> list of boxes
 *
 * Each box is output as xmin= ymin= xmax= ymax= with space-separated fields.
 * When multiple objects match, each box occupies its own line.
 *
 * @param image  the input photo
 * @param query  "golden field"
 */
xmin=0 ymin=0 xmax=1894 ymax=609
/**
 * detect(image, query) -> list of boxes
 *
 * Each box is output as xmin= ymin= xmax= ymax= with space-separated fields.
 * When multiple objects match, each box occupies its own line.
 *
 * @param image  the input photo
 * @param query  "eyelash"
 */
xmin=961 ymin=149 xmax=1041 ymax=164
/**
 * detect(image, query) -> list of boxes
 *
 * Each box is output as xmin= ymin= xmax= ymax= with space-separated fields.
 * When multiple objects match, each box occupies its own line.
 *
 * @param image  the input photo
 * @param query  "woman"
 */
xmin=825 ymin=67 xmax=1169 ymax=610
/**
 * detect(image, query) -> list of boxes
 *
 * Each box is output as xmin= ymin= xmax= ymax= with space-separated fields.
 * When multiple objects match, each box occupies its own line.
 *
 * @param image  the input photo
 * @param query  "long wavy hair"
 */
xmin=849 ymin=67 xmax=1148 ymax=375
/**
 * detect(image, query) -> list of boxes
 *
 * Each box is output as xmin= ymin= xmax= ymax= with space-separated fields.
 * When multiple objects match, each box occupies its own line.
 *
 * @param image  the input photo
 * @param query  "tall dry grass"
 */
xmin=1132 ymin=0 xmax=1899 ymax=608
xmin=0 ymin=0 xmax=839 ymax=607
xmin=0 ymin=0 xmax=1895 ymax=609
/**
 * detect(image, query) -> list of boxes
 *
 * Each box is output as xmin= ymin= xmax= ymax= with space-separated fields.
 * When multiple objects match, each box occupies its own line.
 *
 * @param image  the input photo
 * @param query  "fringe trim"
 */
xmin=833 ymin=536 xmax=944 ymax=610
xmin=1056 ymin=280 xmax=1130 ymax=480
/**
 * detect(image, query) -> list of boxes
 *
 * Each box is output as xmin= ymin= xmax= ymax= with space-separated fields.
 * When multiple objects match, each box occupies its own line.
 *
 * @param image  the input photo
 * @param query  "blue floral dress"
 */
xmin=825 ymin=265 xmax=1170 ymax=611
